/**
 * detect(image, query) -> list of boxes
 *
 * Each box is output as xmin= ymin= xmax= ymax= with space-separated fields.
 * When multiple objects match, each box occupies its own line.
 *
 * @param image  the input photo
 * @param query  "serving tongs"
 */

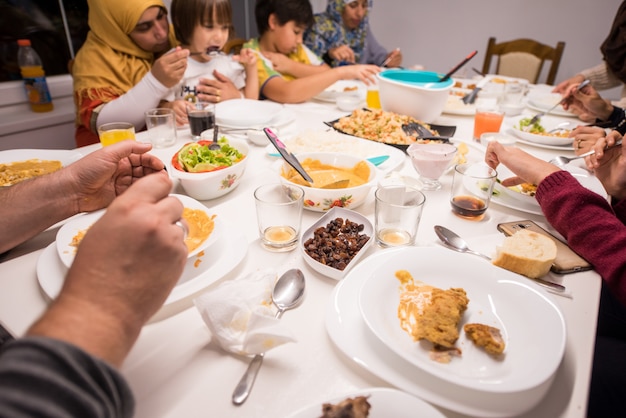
xmin=402 ymin=122 xmax=450 ymax=142
xmin=264 ymin=128 xmax=313 ymax=183
xmin=461 ymin=76 xmax=491 ymax=105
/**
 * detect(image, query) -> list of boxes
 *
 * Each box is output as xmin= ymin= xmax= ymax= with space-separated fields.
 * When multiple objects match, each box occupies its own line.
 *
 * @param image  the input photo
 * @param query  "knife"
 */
xmin=264 ymin=128 xmax=314 ymax=183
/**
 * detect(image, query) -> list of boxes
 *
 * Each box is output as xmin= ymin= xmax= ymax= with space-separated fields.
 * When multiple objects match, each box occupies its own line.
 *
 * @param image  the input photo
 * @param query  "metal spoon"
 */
xmin=434 ymin=225 xmax=567 ymax=293
xmin=232 ymin=269 xmax=306 ymax=405
xmin=550 ymin=139 xmax=622 ymax=167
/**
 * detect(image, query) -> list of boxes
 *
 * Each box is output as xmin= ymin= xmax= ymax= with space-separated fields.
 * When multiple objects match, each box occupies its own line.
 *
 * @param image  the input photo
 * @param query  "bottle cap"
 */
xmin=17 ymin=39 xmax=31 ymax=47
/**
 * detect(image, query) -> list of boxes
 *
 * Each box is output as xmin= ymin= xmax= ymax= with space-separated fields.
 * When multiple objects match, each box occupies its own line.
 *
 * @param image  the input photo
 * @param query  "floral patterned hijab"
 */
xmin=73 ymin=0 xmax=176 ymax=103
xmin=304 ymin=0 xmax=372 ymax=66
xmin=601 ymin=0 xmax=626 ymax=83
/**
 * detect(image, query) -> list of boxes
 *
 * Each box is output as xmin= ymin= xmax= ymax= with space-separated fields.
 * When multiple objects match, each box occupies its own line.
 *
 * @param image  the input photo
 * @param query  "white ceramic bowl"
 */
xmin=336 ymin=95 xmax=363 ymax=112
xmin=273 ymin=152 xmax=379 ymax=212
xmin=169 ymin=137 xmax=249 ymax=200
xmin=301 ymin=207 xmax=373 ymax=280
xmin=378 ymin=69 xmax=453 ymax=123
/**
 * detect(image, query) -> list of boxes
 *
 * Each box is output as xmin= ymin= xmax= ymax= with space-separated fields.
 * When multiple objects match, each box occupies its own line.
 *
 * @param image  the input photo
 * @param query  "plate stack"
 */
xmin=326 ymin=246 xmax=566 ymax=417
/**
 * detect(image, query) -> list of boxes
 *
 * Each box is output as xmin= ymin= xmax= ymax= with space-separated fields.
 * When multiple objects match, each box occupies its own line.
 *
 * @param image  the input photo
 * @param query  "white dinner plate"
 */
xmin=264 ymin=130 xmax=406 ymax=174
xmin=326 ymin=246 xmax=565 ymax=417
xmin=0 ymin=148 xmax=84 ymax=167
xmin=492 ymin=164 xmax=608 ymax=215
xmin=38 ymin=220 xmax=247 ymax=320
xmin=527 ymin=93 xmax=577 ymax=117
xmin=215 ymin=99 xmax=284 ymax=127
xmin=314 ymin=80 xmax=365 ymax=102
xmin=509 ymin=118 xmax=576 ymax=147
xmin=55 ymin=195 xmax=222 ymax=268
xmin=506 ymin=129 xmax=574 ymax=151
xmin=284 ymin=387 xmax=445 ymax=418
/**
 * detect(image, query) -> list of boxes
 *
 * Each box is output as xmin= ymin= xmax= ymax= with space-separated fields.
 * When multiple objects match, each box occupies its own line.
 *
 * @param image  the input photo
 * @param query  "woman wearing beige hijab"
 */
xmin=73 ymin=0 xmax=189 ymax=147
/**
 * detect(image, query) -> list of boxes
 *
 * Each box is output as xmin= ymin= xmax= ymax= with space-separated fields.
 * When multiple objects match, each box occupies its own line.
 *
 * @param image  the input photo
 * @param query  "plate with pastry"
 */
xmin=284 ymin=387 xmax=445 ymax=418
xmin=357 ymin=246 xmax=565 ymax=395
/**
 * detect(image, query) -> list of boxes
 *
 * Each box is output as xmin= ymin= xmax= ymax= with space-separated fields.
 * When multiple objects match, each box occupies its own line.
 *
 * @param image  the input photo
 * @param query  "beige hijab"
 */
xmin=73 ymin=0 xmax=176 ymax=102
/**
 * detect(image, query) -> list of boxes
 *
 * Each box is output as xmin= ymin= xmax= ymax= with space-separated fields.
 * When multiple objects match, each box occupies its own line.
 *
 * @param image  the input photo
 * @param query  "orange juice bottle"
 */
xmin=17 ymin=39 xmax=54 ymax=113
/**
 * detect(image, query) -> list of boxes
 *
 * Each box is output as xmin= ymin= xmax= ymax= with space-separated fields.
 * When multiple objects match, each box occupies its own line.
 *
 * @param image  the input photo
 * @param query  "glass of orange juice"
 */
xmin=366 ymin=82 xmax=381 ymax=109
xmin=97 ymin=122 xmax=136 ymax=147
xmin=473 ymin=101 xmax=504 ymax=141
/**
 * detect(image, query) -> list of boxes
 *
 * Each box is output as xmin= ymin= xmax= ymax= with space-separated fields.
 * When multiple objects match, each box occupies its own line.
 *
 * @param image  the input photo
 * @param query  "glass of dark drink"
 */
xmin=450 ymin=163 xmax=497 ymax=221
xmin=187 ymin=101 xmax=215 ymax=140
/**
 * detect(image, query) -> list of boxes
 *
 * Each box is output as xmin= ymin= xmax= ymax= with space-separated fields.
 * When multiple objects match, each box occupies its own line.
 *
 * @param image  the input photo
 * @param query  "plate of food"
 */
xmin=492 ymin=164 xmax=607 ymax=215
xmin=284 ymin=387 xmax=445 ymax=418
xmin=527 ymin=92 xmax=577 ymax=118
xmin=314 ymin=80 xmax=364 ymax=102
xmin=443 ymin=90 xmax=476 ymax=115
xmin=327 ymin=246 xmax=564 ymax=417
xmin=55 ymin=194 xmax=222 ymax=268
xmin=325 ymin=108 xmax=456 ymax=153
xmin=357 ymin=246 xmax=566 ymax=394
xmin=509 ymin=117 xmax=575 ymax=147
xmin=0 ymin=149 xmax=84 ymax=187
xmin=264 ymin=129 xmax=406 ymax=173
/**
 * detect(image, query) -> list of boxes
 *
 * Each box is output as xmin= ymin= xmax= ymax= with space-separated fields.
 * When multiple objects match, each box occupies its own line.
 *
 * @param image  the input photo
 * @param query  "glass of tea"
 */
xmin=187 ymin=101 xmax=215 ymax=140
xmin=450 ymin=163 xmax=497 ymax=221
xmin=254 ymin=183 xmax=304 ymax=252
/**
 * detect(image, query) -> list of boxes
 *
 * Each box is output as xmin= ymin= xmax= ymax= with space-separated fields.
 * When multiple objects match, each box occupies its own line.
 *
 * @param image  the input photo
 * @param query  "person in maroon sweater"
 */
xmin=485 ymin=131 xmax=626 ymax=417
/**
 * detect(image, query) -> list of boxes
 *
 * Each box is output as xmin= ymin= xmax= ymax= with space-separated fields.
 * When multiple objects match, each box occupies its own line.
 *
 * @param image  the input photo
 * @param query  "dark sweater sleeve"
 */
xmin=0 ymin=336 xmax=134 ymax=418
xmin=536 ymin=170 xmax=626 ymax=305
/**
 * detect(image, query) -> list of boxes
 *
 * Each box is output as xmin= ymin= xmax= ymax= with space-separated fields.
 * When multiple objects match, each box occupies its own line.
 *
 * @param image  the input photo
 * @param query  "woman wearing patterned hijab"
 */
xmin=303 ymin=0 xmax=401 ymax=68
xmin=72 ymin=0 xmax=189 ymax=147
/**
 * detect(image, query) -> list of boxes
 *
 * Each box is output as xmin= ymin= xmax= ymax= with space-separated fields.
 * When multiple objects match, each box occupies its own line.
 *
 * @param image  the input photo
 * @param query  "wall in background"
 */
xmin=367 ymin=0 xmax=622 ymax=97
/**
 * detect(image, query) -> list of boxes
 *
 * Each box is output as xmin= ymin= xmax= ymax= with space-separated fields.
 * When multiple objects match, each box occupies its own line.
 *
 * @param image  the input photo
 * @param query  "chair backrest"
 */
xmin=481 ymin=37 xmax=565 ymax=85
xmin=223 ymin=38 xmax=246 ymax=55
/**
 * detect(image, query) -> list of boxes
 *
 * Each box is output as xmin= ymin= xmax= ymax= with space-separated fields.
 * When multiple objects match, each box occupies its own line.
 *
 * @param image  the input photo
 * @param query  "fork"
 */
xmin=526 ymin=80 xmax=590 ymax=129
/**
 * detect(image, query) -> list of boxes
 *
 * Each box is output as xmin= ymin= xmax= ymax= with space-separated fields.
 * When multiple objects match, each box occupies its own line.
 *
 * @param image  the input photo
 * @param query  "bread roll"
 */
xmin=492 ymin=229 xmax=557 ymax=279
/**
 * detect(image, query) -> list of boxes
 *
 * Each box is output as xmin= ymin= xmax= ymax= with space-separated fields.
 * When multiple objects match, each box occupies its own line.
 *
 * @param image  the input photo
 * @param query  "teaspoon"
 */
xmin=434 ymin=225 xmax=567 ymax=293
xmin=232 ymin=269 xmax=306 ymax=405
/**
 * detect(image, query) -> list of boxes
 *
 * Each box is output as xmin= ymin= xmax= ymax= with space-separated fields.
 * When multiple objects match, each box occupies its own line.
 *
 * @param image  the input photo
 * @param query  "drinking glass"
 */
xmin=407 ymin=142 xmax=457 ymax=190
xmin=187 ymin=102 xmax=215 ymax=140
xmin=145 ymin=108 xmax=177 ymax=148
xmin=254 ymin=184 xmax=304 ymax=252
xmin=473 ymin=98 xmax=504 ymax=141
xmin=375 ymin=185 xmax=426 ymax=247
xmin=97 ymin=122 xmax=135 ymax=147
xmin=450 ymin=163 xmax=497 ymax=221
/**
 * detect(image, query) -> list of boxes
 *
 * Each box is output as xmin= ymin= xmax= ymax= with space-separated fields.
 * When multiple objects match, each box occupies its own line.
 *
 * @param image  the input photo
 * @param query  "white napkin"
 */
xmin=194 ymin=268 xmax=296 ymax=355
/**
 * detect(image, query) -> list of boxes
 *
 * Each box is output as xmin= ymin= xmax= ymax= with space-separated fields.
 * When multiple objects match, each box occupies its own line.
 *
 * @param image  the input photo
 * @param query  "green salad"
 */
xmin=516 ymin=117 xmax=545 ymax=134
xmin=172 ymin=138 xmax=244 ymax=173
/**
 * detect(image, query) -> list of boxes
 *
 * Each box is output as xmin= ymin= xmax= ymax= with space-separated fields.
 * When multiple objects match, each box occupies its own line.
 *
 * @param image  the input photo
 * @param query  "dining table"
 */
xmin=0 ymin=84 xmax=603 ymax=418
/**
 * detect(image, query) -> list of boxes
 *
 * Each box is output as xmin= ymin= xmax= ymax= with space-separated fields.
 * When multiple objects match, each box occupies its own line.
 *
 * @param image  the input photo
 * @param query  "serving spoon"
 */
xmin=232 ymin=269 xmax=306 ymax=405
xmin=434 ymin=225 xmax=567 ymax=293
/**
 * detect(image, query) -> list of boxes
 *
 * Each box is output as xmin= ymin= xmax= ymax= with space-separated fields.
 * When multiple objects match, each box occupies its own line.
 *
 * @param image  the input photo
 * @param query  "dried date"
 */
xmin=303 ymin=217 xmax=370 ymax=271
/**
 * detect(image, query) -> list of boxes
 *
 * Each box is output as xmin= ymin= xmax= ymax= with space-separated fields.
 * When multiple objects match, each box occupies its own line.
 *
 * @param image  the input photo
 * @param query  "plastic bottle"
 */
xmin=17 ymin=39 xmax=54 ymax=112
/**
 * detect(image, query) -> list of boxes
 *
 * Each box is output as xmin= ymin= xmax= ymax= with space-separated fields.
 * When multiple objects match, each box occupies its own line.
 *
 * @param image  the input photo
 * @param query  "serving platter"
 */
xmin=326 ymin=246 xmax=565 ymax=417
xmin=284 ymin=387 xmax=445 ymax=418
xmin=38 ymin=220 xmax=247 ymax=320
xmin=325 ymin=109 xmax=456 ymax=153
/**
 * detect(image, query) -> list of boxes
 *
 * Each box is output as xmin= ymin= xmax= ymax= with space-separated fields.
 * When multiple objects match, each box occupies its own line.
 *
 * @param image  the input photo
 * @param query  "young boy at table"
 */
xmin=165 ymin=0 xmax=259 ymax=126
xmin=244 ymin=0 xmax=380 ymax=103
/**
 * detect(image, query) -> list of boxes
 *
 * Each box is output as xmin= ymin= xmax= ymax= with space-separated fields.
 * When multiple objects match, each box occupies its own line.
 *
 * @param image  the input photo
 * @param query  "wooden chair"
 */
xmin=223 ymin=38 xmax=246 ymax=55
xmin=481 ymin=37 xmax=565 ymax=85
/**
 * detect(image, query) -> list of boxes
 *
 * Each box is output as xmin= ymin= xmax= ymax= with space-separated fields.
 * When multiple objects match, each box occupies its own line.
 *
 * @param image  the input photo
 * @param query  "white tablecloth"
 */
xmin=0 ymin=96 xmax=601 ymax=418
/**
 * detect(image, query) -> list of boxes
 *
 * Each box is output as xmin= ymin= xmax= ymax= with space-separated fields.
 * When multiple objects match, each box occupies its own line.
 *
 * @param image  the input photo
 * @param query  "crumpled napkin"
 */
xmin=194 ymin=268 xmax=296 ymax=355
